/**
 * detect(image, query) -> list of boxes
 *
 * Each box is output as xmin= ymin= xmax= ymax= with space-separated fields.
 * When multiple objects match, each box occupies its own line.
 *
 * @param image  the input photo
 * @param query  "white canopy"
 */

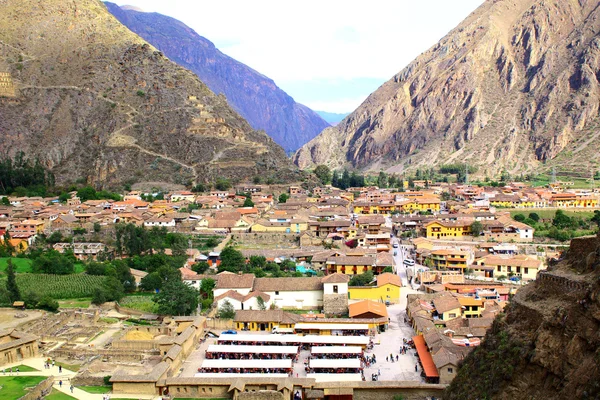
xmin=201 ymin=359 xmax=292 ymax=369
xmin=194 ymin=373 xmax=289 ymax=378
xmin=309 ymin=358 xmax=362 ymax=369
xmin=307 ymin=373 xmax=363 ymax=382
xmin=217 ymin=334 xmax=370 ymax=346
xmin=207 ymin=345 xmax=298 ymax=354
xmin=295 ymin=323 xmax=369 ymax=331
xmin=311 ymin=346 xmax=362 ymax=355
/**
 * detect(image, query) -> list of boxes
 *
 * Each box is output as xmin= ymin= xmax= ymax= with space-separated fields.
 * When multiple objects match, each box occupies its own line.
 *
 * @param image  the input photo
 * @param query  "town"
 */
xmin=1 ymin=173 xmax=598 ymax=400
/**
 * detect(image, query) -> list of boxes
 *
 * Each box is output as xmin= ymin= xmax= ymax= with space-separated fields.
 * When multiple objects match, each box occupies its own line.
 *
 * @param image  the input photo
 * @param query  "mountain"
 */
xmin=0 ymin=0 xmax=298 ymax=188
xmin=445 ymin=234 xmax=600 ymax=399
xmin=295 ymin=0 xmax=600 ymax=178
xmin=105 ymin=3 xmax=330 ymax=153
xmin=316 ymin=111 xmax=349 ymax=126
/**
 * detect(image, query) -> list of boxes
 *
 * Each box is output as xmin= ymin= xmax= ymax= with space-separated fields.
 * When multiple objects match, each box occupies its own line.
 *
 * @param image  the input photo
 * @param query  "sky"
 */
xmin=114 ymin=1 xmax=484 ymax=113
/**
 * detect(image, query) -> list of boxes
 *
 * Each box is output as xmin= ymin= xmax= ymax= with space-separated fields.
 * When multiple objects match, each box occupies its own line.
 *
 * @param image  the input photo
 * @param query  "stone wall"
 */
xmin=18 ymin=376 xmax=53 ymax=400
xmin=231 ymin=233 xmax=299 ymax=248
xmin=353 ymin=387 xmax=445 ymax=400
xmin=238 ymin=391 xmax=284 ymax=400
xmin=323 ymin=293 xmax=348 ymax=316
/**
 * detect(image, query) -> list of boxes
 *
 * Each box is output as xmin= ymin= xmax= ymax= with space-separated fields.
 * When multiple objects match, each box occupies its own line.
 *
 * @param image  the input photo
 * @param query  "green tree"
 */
xmin=215 ymin=177 xmax=231 ymax=191
xmin=243 ymin=197 xmax=254 ymax=207
xmin=218 ymin=247 xmax=246 ymax=273
xmin=591 ymin=210 xmax=600 ymax=228
xmin=91 ymin=288 xmax=107 ymax=305
xmin=528 ymin=212 xmax=540 ymax=222
xmin=23 ymin=291 xmax=40 ymax=309
xmin=93 ymin=222 xmax=101 ymax=233
xmin=199 ymin=278 xmax=216 ymax=299
xmin=1 ymin=197 xmax=9 ymax=206
xmin=102 ymin=276 xmax=125 ymax=302
xmin=38 ymin=296 xmax=59 ymax=312
xmin=153 ymin=279 xmax=199 ymax=316
xmin=140 ymin=272 xmax=162 ymax=291
xmin=314 ymin=165 xmax=331 ymax=185
xmin=47 ymin=231 xmax=63 ymax=244
xmin=513 ymin=214 xmax=525 ymax=222
xmin=249 ymin=256 xmax=266 ymax=270
xmin=5 ymin=259 xmax=20 ymax=302
xmin=349 ymin=271 xmax=374 ymax=287
xmin=377 ymin=171 xmax=388 ymax=188
xmin=192 ymin=261 xmax=210 ymax=274
xmin=32 ymin=250 xmax=74 ymax=275
xmin=278 ymin=193 xmax=289 ymax=203
xmin=256 ymin=296 xmax=266 ymax=310
xmin=217 ymin=299 xmax=236 ymax=319
xmin=382 ymin=266 xmax=394 ymax=273
xmin=470 ymin=221 xmax=484 ymax=237
xmin=553 ymin=210 xmax=571 ymax=229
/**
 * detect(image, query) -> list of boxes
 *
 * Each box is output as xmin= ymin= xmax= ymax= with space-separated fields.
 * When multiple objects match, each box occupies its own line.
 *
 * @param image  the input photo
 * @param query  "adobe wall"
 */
xmin=353 ymin=387 xmax=445 ymax=400
xmin=18 ymin=377 xmax=53 ymax=400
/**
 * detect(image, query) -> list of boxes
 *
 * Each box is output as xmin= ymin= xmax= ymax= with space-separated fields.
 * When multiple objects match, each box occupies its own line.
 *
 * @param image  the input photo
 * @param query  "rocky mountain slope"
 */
xmin=295 ymin=0 xmax=600 ymax=178
xmin=0 ymin=0 xmax=298 ymax=188
xmin=105 ymin=2 xmax=329 ymax=153
xmin=445 ymin=234 xmax=600 ymax=399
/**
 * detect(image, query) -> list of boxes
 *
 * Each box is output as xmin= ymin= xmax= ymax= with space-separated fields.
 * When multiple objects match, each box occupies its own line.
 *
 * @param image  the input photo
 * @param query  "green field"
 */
xmin=15 ymin=274 xmax=104 ymax=299
xmin=11 ymin=364 xmax=38 ymax=372
xmin=78 ymin=385 xmax=112 ymax=394
xmin=119 ymin=295 xmax=156 ymax=313
xmin=58 ymin=298 xmax=92 ymax=308
xmin=0 ymin=257 xmax=33 ymax=273
xmin=0 ymin=376 xmax=46 ymax=398
xmin=46 ymin=388 xmax=77 ymax=400
xmin=509 ymin=209 xmax=596 ymax=220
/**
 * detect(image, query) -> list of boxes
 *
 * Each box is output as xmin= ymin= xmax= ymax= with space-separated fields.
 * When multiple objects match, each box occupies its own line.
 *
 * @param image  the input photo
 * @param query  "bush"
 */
xmin=92 ymin=288 xmax=107 ymax=305
xmin=38 ymin=296 xmax=59 ymax=312
xmin=217 ymin=300 xmax=235 ymax=319
xmin=103 ymin=376 xmax=112 ymax=386
xmin=23 ymin=291 xmax=40 ymax=309
xmin=201 ymin=298 xmax=213 ymax=312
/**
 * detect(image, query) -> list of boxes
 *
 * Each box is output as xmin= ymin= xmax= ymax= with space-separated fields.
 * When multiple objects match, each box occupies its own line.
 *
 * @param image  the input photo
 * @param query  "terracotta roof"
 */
xmin=233 ymin=310 xmax=301 ymax=324
xmin=215 ymin=273 xmax=255 ymax=289
xmin=254 ymin=277 xmax=323 ymax=292
xmin=413 ymin=335 xmax=439 ymax=378
xmin=376 ymin=273 xmax=402 ymax=287
xmin=321 ymin=273 xmax=350 ymax=284
xmin=348 ymin=300 xmax=388 ymax=319
xmin=432 ymin=294 xmax=462 ymax=314
xmin=214 ymin=290 xmax=246 ymax=302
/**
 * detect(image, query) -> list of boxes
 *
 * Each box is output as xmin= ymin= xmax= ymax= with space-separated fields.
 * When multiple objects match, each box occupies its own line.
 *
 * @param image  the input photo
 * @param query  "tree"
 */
xmin=91 ymin=288 xmax=107 ymax=305
xmin=529 ymin=212 xmax=540 ymax=222
xmin=470 ymin=221 xmax=484 ymax=237
xmin=5 ymin=259 xmax=20 ymax=302
xmin=32 ymin=250 xmax=74 ymax=275
xmin=38 ymin=296 xmax=59 ymax=312
xmin=382 ymin=266 xmax=394 ymax=273
xmin=314 ymin=165 xmax=331 ymax=185
xmin=349 ymin=271 xmax=374 ymax=287
xmin=192 ymin=261 xmax=210 ymax=274
xmin=256 ymin=296 xmax=266 ymax=310
xmin=140 ymin=272 xmax=162 ymax=291
xmin=218 ymin=247 xmax=246 ymax=273
xmin=243 ymin=197 xmax=254 ymax=207
xmin=513 ymin=214 xmax=525 ymax=222
xmin=591 ymin=210 xmax=600 ymax=228
xmin=23 ymin=291 xmax=40 ymax=309
xmin=215 ymin=177 xmax=231 ymax=191
xmin=153 ymin=279 xmax=199 ymax=316
xmin=377 ymin=171 xmax=388 ymax=188
xmin=217 ymin=299 xmax=236 ymax=319
xmin=200 ymin=278 xmax=216 ymax=299
xmin=553 ymin=210 xmax=571 ymax=229
xmin=1 ymin=197 xmax=9 ymax=206
xmin=278 ymin=193 xmax=289 ymax=204
xmin=102 ymin=276 xmax=125 ymax=302
xmin=47 ymin=231 xmax=63 ymax=244
xmin=93 ymin=222 xmax=101 ymax=233
xmin=249 ymin=256 xmax=266 ymax=270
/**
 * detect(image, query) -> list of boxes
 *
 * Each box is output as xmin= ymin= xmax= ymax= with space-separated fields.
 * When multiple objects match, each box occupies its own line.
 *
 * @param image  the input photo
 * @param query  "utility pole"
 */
xmin=551 ymin=167 xmax=556 ymax=184
xmin=465 ymin=162 xmax=469 ymax=185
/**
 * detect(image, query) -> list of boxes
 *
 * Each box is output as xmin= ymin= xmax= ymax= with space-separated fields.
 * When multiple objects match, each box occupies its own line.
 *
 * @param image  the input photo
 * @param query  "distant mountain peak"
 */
xmin=120 ymin=5 xmax=145 ymax=12
xmin=105 ymin=2 xmax=329 ymax=152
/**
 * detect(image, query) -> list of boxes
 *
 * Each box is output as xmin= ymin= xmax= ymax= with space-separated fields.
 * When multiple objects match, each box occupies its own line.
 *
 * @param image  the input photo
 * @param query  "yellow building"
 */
xmin=401 ymin=197 xmax=441 ymax=213
xmin=250 ymin=219 xmax=308 ymax=233
xmin=432 ymin=295 xmax=462 ymax=321
xmin=425 ymin=221 xmax=471 ymax=239
xmin=348 ymin=273 xmax=402 ymax=304
xmin=427 ymin=249 xmax=471 ymax=272
xmin=457 ymin=296 xmax=485 ymax=318
xmin=234 ymin=310 xmax=299 ymax=332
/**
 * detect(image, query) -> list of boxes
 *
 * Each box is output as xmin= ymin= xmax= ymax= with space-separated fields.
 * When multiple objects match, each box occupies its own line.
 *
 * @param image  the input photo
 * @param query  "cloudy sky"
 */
xmin=113 ymin=0 xmax=484 ymax=113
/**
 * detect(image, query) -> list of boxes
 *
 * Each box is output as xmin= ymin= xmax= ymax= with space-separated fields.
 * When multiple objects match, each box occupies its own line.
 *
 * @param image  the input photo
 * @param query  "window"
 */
xmin=387 ymin=288 xmax=390 ymax=291
xmin=497 ymin=266 xmax=501 ymax=272
xmin=333 ymin=285 xmax=338 ymax=293
xmin=448 ymin=367 xmax=454 ymax=373
xmin=516 ymin=267 xmax=521 ymax=273
xmin=524 ymin=267 xmax=529 ymax=274
xmin=507 ymin=266 xmax=512 ymax=273
xmin=449 ymin=313 xmax=456 ymax=318
xmin=275 ymin=291 xmax=279 ymax=295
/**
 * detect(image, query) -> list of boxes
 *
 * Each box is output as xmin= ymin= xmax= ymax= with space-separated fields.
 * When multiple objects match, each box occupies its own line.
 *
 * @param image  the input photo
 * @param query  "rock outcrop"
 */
xmin=0 ymin=0 xmax=298 ymax=188
xmin=445 ymin=234 xmax=600 ymax=399
xmin=105 ymin=2 xmax=330 ymax=153
xmin=295 ymin=0 xmax=600 ymax=178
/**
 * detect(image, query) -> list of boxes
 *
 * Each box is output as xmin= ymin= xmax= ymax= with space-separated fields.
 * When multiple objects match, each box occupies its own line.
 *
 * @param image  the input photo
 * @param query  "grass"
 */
xmin=78 ymin=385 xmax=112 ymax=394
xmin=120 ymin=295 xmax=156 ymax=313
xmin=11 ymin=364 xmax=39 ymax=372
xmin=98 ymin=317 xmax=119 ymax=324
xmin=509 ymin=210 xmax=596 ymax=219
xmin=0 ymin=257 xmax=33 ymax=273
xmin=58 ymin=298 xmax=92 ymax=308
xmin=0 ymin=376 xmax=46 ymax=398
xmin=54 ymin=361 xmax=82 ymax=372
xmin=15 ymin=274 xmax=105 ymax=299
xmin=46 ymin=388 xmax=77 ymax=399
xmin=74 ymin=263 xmax=85 ymax=273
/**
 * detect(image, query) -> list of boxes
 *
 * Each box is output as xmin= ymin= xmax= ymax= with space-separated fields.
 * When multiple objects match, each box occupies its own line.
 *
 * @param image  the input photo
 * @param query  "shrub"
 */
xmin=38 ymin=296 xmax=59 ymax=312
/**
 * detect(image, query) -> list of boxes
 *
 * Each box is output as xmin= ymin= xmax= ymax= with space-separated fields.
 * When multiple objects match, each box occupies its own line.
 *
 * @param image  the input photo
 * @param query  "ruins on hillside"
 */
xmin=0 ymin=72 xmax=17 ymax=98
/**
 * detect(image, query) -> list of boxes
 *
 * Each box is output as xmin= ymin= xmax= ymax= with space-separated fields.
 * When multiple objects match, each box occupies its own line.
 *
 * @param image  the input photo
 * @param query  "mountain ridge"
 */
xmin=294 ymin=0 xmax=600 ymax=178
xmin=105 ymin=2 xmax=330 ymax=152
xmin=0 ymin=0 xmax=298 ymax=188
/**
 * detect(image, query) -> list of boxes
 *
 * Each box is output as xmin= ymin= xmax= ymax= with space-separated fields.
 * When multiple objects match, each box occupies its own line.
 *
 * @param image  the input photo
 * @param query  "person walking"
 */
xmin=70 ymin=384 xmax=74 ymax=393
xmin=415 ymin=363 xmax=418 ymax=372
xmin=59 ymin=365 xmax=62 ymax=373
xmin=378 ymin=368 xmax=381 ymax=377
xmin=59 ymin=380 xmax=63 ymax=388
xmin=15 ymin=367 xmax=19 ymax=375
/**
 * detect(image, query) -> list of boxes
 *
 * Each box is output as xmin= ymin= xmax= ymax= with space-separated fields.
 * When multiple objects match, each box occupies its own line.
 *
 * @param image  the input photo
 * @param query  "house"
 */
xmin=348 ymin=273 xmax=402 ymax=304
xmin=432 ymin=294 xmax=462 ymax=321
xmin=426 ymin=249 xmax=473 ymax=272
xmin=474 ymin=254 xmax=544 ymax=281
xmin=170 ymin=191 xmax=196 ymax=202
xmin=425 ymin=220 xmax=471 ymax=240
xmin=234 ymin=310 xmax=300 ymax=332
xmin=348 ymin=300 xmax=388 ymax=319
xmin=53 ymin=242 xmax=106 ymax=260
xmin=250 ymin=219 xmax=307 ymax=233
xmin=144 ymin=217 xmax=176 ymax=228
xmin=0 ymin=329 xmax=39 ymax=367
xmin=11 ymin=219 xmax=45 ymax=235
